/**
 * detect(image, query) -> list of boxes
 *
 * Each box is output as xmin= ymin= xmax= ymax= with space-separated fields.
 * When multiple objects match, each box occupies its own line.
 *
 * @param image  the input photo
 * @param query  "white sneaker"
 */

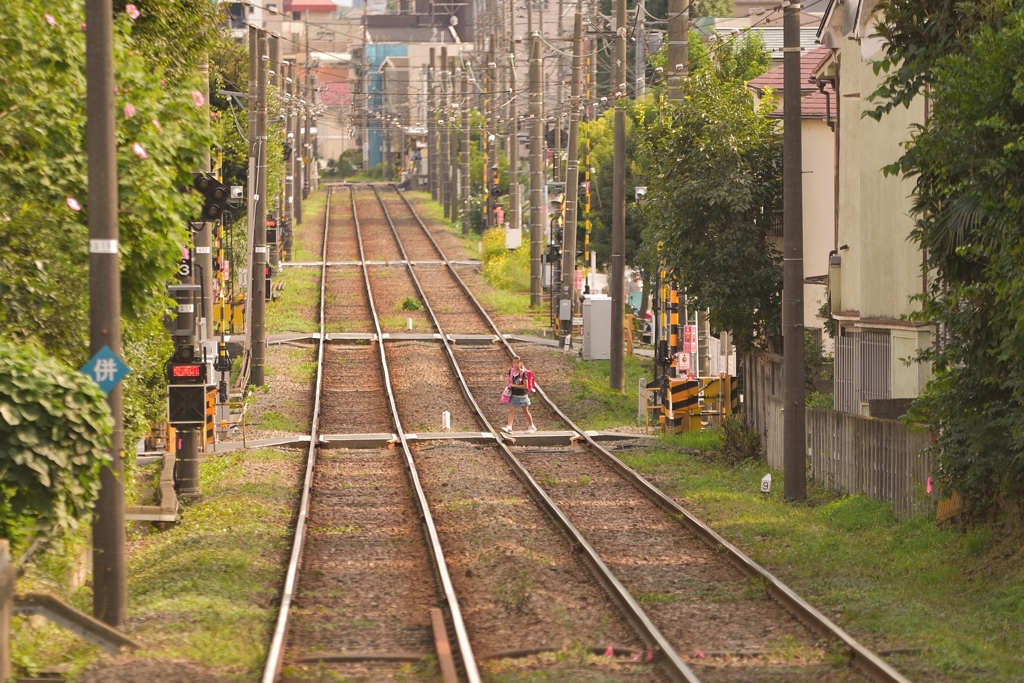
xmin=501 ymin=425 xmax=513 ymax=434
xmin=526 ymin=425 xmax=538 ymax=434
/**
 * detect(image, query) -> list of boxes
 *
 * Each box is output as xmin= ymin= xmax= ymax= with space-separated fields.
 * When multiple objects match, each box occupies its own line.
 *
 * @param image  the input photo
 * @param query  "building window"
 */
xmin=293 ymin=11 xmax=301 ymax=19
xmin=249 ymin=6 xmax=255 ymax=14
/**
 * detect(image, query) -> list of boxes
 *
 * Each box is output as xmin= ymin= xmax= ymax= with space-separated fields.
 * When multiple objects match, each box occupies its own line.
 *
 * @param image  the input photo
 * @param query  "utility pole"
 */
xmin=428 ymin=48 xmax=437 ymax=200
xmin=559 ymin=12 xmax=584 ymax=345
xmin=440 ymin=47 xmax=450 ymax=218
xmin=635 ymin=0 xmax=646 ymax=99
xmin=449 ymin=58 xmax=459 ymax=224
xmin=293 ymin=72 xmax=303 ymax=225
xmin=529 ymin=30 xmax=544 ymax=308
xmin=86 ymin=0 xmax=126 ymax=627
xmin=361 ymin=14 xmax=369 ymax=171
xmin=250 ymin=29 xmax=268 ymax=387
xmin=461 ymin=67 xmax=470 ymax=234
xmin=196 ymin=61 xmax=214 ymax=345
xmin=667 ymin=0 xmax=687 ymax=101
xmin=610 ymin=0 xmax=626 ymax=391
xmin=245 ymin=26 xmax=257 ymax=365
xmin=302 ymin=78 xmax=312 ymax=198
xmin=782 ymin=0 xmax=806 ymax=501
xmin=508 ymin=0 xmax=520 ymax=234
xmin=486 ymin=36 xmax=497 ymax=230
xmin=285 ymin=61 xmax=294 ymax=234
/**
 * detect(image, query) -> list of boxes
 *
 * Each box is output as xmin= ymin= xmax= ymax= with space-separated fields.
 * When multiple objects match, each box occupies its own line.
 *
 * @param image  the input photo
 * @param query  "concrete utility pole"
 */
xmin=302 ymin=21 xmax=312 ymax=199
xmin=667 ymin=0 xmax=687 ymax=101
xmin=508 ymin=0 xmax=520 ymax=234
xmin=461 ymin=67 xmax=471 ymax=234
xmin=449 ymin=58 xmax=459 ymax=223
xmin=529 ymin=30 xmax=544 ymax=307
xmin=440 ymin=47 xmax=450 ymax=218
xmin=196 ymin=61 xmax=214 ymax=344
xmin=85 ymin=0 xmax=126 ymax=627
xmin=486 ymin=36 xmax=497 ymax=230
xmin=293 ymin=73 xmax=303 ymax=225
xmin=559 ymin=12 xmax=584 ymax=344
xmin=245 ymin=26 xmax=257 ymax=363
xmin=383 ymin=68 xmax=393 ymax=181
xmin=250 ymin=30 xmax=268 ymax=387
xmin=428 ymin=48 xmax=437 ymax=200
xmin=635 ymin=0 xmax=646 ymax=99
xmin=285 ymin=61 xmax=295 ymax=232
xmin=610 ymin=0 xmax=627 ymax=391
xmin=782 ymin=1 xmax=807 ymax=501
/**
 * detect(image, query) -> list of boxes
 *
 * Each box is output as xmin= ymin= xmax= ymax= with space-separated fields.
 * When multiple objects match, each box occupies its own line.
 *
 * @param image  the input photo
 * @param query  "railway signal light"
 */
xmin=192 ymin=172 xmax=230 ymax=221
xmin=167 ymin=344 xmax=208 ymax=427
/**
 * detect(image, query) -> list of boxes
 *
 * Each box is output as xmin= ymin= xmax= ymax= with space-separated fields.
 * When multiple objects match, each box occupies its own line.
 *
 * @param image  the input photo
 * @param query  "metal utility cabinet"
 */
xmin=582 ymin=295 xmax=611 ymax=360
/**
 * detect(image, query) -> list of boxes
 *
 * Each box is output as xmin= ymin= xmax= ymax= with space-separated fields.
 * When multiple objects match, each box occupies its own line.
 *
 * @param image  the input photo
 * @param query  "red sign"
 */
xmin=573 ymin=269 xmax=584 ymax=291
xmin=682 ymin=325 xmax=697 ymax=355
xmin=171 ymin=364 xmax=202 ymax=379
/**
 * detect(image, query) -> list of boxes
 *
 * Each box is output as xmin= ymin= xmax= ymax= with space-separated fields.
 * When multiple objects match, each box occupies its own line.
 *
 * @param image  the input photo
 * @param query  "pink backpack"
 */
xmin=508 ymin=367 xmax=536 ymax=392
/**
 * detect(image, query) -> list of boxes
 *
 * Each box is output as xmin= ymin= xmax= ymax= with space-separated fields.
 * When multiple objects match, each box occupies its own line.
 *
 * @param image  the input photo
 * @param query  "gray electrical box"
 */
xmin=582 ymin=295 xmax=611 ymax=360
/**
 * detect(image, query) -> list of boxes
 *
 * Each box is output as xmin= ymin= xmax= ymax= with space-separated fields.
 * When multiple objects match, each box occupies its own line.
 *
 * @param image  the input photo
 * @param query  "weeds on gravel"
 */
xmin=621 ymin=436 xmax=1024 ymax=682
xmin=495 ymin=571 xmax=533 ymax=613
xmin=258 ymin=410 xmax=305 ymax=432
xmin=267 ymin=267 xmax=320 ymax=334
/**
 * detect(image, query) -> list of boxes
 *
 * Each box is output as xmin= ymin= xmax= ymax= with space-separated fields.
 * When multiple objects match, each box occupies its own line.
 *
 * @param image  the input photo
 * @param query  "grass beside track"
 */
xmin=562 ymin=354 xmax=652 ymax=431
xmin=267 ymin=267 xmax=320 ymax=334
xmin=11 ymin=448 xmax=301 ymax=681
xmin=621 ymin=432 xmax=1024 ymax=683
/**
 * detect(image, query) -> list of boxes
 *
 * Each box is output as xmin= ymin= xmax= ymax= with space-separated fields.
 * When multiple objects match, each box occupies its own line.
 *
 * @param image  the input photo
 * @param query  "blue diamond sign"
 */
xmin=81 ymin=345 xmax=131 ymax=395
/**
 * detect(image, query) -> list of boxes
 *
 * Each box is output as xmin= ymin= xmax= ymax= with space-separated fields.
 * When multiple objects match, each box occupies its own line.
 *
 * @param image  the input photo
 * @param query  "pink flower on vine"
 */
xmin=123 ymin=103 xmax=136 ymax=118
xmin=152 ymin=119 xmax=162 ymax=133
xmin=125 ymin=4 xmax=140 ymax=19
xmin=44 ymin=14 xmax=56 ymax=26
xmin=191 ymin=90 xmax=205 ymax=107
xmin=132 ymin=142 xmax=148 ymax=159
xmin=66 ymin=197 xmax=81 ymax=211
xmin=81 ymin=22 xmax=87 ymax=32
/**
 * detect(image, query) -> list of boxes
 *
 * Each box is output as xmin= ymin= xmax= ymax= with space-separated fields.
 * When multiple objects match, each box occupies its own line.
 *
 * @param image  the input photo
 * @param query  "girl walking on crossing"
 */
xmin=500 ymin=356 xmax=536 ymax=433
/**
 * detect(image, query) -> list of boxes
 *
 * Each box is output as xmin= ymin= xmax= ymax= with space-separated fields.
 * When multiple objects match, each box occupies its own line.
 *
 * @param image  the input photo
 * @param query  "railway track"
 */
xmin=375 ymin=183 xmax=914 ymax=683
xmin=262 ymin=183 xmax=912 ymax=683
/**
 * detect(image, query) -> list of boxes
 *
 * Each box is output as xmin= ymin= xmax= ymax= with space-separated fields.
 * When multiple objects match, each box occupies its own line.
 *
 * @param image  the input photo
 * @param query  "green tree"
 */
xmin=635 ymin=70 xmax=782 ymax=351
xmin=871 ymin=2 xmax=1024 ymax=518
xmin=0 ymin=0 xmax=217 ymax=452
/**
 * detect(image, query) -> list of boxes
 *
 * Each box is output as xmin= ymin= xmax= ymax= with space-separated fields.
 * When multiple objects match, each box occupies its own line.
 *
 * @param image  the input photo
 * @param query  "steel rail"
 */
xmin=350 ymin=185 xmax=482 ymax=683
xmin=261 ymin=188 xmax=332 ymax=683
xmin=387 ymin=184 xmax=913 ymax=683
xmin=370 ymin=185 xmax=700 ymax=683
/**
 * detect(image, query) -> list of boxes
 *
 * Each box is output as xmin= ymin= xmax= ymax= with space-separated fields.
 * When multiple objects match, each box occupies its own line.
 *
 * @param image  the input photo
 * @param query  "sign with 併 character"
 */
xmin=80 ymin=345 xmax=131 ymax=395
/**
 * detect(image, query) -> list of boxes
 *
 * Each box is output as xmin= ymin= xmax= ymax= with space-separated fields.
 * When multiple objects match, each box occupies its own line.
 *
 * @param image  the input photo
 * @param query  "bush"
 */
xmin=400 ymin=297 xmax=423 ymax=311
xmin=0 ymin=340 xmax=112 ymax=545
xmin=717 ymin=415 xmax=763 ymax=465
xmin=481 ymin=228 xmax=530 ymax=291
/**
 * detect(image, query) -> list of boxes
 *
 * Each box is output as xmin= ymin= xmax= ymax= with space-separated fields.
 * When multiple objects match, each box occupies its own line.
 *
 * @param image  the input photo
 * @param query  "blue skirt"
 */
xmin=508 ymin=394 xmax=531 ymax=407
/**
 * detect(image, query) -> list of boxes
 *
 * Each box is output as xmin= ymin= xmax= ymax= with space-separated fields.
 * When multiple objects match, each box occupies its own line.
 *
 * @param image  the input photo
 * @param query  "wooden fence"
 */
xmin=744 ymin=353 xmax=934 ymax=519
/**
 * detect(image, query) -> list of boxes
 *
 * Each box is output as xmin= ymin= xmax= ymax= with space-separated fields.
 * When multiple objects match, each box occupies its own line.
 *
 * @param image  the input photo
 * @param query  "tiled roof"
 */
xmin=285 ymin=0 xmax=338 ymax=12
xmin=319 ymin=80 xmax=351 ymax=106
xmin=748 ymin=46 xmax=834 ymax=120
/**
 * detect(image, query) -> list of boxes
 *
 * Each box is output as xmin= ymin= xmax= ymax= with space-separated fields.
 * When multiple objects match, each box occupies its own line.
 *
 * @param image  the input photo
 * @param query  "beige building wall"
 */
xmin=802 ymin=118 xmax=835 ymax=353
xmin=837 ymin=42 xmax=924 ymax=323
xmin=823 ymin=3 xmax=932 ymax=404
